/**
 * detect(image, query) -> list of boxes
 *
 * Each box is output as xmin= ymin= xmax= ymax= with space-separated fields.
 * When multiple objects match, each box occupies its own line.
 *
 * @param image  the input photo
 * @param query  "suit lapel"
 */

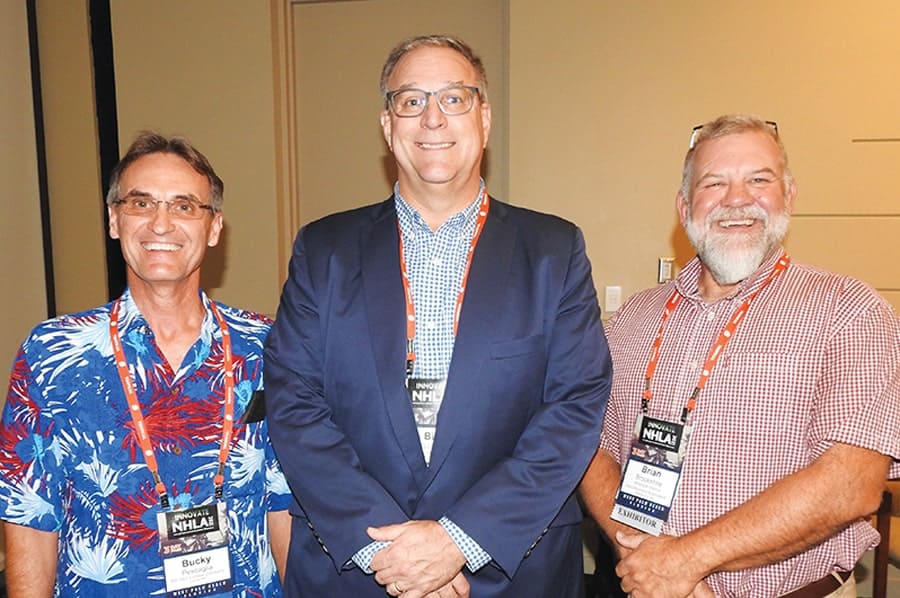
xmin=361 ymin=200 xmax=429 ymax=483
xmin=425 ymin=200 xmax=517 ymax=483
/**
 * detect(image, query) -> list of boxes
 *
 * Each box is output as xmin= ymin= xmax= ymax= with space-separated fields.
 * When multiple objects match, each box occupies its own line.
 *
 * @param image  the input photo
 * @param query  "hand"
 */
xmin=688 ymin=580 xmax=716 ymax=598
xmin=369 ymin=520 xmax=466 ymax=598
xmin=424 ymin=572 xmax=470 ymax=598
xmin=615 ymin=530 xmax=705 ymax=598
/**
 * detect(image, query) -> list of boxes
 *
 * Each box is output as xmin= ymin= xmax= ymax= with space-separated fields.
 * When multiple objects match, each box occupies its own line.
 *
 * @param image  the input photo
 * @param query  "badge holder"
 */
xmin=409 ymin=377 xmax=445 ymax=465
xmin=611 ymin=414 xmax=692 ymax=535
xmin=157 ymin=503 xmax=234 ymax=597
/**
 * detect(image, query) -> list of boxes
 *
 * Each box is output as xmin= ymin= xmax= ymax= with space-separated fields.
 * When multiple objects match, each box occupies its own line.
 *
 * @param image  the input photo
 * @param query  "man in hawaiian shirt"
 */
xmin=0 ymin=132 xmax=291 ymax=597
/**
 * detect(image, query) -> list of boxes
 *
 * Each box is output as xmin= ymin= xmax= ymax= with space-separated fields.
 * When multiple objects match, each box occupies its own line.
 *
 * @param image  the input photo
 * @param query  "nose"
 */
xmin=148 ymin=202 xmax=176 ymax=234
xmin=420 ymin=97 xmax=447 ymax=129
xmin=722 ymin=180 xmax=754 ymax=207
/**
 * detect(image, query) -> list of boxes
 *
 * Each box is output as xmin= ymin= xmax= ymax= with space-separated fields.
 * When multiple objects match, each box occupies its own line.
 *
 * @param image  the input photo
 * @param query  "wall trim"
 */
xmin=271 ymin=0 xmax=301 ymax=283
xmin=26 ymin=0 xmax=55 ymax=318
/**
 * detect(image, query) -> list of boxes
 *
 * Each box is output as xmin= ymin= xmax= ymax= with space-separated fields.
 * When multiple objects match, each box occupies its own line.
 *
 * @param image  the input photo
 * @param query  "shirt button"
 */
xmin=431 ymin=257 xmax=443 ymax=266
xmin=688 ymin=360 xmax=698 ymax=371
xmin=426 ymin=321 xmax=437 ymax=330
xmin=706 ymin=310 xmax=716 ymax=321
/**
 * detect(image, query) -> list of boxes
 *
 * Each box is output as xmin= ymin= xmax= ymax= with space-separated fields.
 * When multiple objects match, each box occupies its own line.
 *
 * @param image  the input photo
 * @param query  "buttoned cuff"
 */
xmin=439 ymin=516 xmax=492 ymax=572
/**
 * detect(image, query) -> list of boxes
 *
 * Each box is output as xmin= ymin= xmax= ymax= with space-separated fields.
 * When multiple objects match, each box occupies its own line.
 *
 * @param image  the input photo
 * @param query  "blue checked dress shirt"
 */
xmin=350 ymin=184 xmax=492 ymax=574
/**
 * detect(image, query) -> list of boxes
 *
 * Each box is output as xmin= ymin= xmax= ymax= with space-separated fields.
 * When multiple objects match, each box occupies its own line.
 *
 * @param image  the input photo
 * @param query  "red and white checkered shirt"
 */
xmin=599 ymin=248 xmax=900 ymax=597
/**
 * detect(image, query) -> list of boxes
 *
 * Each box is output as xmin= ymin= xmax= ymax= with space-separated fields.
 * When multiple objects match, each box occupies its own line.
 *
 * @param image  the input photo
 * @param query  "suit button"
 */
xmin=523 ymin=549 xmax=532 ymax=558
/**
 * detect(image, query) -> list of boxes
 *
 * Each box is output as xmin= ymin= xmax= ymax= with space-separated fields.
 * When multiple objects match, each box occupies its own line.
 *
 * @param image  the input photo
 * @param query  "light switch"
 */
xmin=605 ymin=286 xmax=622 ymax=313
xmin=658 ymin=257 xmax=675 ymax=284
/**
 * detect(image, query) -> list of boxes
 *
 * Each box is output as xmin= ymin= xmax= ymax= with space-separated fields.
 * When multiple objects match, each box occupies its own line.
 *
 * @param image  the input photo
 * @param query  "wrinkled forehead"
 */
xmin=388 ymin=46 xmax=480 ymax=89
xmin=692 ymin=131 xmax=785 ymax=174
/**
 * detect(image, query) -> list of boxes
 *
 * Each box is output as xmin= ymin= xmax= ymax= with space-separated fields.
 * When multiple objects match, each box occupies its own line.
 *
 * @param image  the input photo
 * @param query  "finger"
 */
xmin=388 ymin=579 xmax=411 ymax=597
xmin=615 ymin=530 xmax=648 ymax=550
xmin=369 ymin=551 xmax=391 ymax=572
xmin=692 ymin=581 xmax=716 ymax=598
xmin=450 ymin=574 xmax=469 ymax=595
xmin=385 ymin=580 xmax=400 ymax=596
xmin=368 ymin=524 xmax=404 ymax=542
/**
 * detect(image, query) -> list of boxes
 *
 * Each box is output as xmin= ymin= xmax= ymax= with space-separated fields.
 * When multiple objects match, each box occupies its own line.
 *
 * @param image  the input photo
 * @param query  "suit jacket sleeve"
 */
xmin=444 ymin=226 xmax=612 ymax=577
xmin=264 ymin=224 xmax=408 ymax=571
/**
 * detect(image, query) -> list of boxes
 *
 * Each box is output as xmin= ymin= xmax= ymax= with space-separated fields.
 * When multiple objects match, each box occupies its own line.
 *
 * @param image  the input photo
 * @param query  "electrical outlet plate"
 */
xmin=658 ymin=258 xmax=675 ymax=284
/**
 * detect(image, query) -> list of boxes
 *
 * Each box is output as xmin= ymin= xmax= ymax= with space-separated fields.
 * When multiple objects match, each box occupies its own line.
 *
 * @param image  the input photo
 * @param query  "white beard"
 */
xmin=685 ymin=205 xmax=790 ymax=285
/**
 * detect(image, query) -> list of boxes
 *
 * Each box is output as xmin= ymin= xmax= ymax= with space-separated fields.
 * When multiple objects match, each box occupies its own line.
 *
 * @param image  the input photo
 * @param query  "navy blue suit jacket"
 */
xmin=265 ymin=197 xmax=612 ymax=597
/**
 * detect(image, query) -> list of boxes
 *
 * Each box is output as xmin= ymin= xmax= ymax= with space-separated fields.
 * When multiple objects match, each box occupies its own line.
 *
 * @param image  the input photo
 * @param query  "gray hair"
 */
xmin=680 ymin=114 xmax=793 ymax=201
xmin=379 ymin=34 xmax=488 ymax=101
xmin=106 ymin=131 xmax=224 ymax=210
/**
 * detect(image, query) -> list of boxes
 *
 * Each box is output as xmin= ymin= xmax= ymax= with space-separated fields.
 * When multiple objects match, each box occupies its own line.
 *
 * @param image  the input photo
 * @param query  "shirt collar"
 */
xmin=116 ymin=287 xmax=215 ymax=337
xmin=393 ymin=181 xmax=485 ymax=235
xmin=674 ymin=247 xmax=787 ymax=303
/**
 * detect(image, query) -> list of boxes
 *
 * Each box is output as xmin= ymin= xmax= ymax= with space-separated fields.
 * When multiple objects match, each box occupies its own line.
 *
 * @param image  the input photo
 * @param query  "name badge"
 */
xmin=611 ymin=414 xmax=692 ymax=535
xmin=157 ymin=503 xmax=233 ymax=597
xmin=408 ymin=377 xmax=445 ymax=465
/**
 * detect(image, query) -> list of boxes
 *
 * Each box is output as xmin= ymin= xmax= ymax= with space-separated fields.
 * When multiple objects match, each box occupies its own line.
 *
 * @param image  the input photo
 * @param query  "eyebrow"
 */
xmin=391 ymin=80 xmax=467 ymax=91
xmin=695 ymin=167 xmax=779 ymax=184
xmin=122 ymin=188 xmax=202 ymax=202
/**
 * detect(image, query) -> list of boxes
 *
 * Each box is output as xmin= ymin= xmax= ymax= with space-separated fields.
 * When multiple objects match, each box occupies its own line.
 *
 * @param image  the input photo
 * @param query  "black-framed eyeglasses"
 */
xmin=689 ymin=120 xmax=778 ymax=149
xmin=385 ymin=84 xmax=481 ymax=118
xmin=113 ymin=195 xmax=215 ymax=220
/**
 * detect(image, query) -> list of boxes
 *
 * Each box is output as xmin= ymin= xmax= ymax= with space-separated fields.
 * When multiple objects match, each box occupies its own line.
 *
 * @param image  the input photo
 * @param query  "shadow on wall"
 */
xmin=200 ymin=222 xmax=227 ymax=292
xmin=669 ymin=222 xmax=695 ymax=269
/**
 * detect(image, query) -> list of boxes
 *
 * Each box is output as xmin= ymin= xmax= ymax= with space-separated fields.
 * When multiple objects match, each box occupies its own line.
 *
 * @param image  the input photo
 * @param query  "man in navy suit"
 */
xmin=264 ymin=34 xmax=612 ymax=598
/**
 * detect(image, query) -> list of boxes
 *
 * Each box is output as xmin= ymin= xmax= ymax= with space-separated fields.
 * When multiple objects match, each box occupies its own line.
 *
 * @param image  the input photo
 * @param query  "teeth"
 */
xmin=720 ymin=219 xmax=754 ymax=227
xmin=143 ymin=242 xmax=179 ymax=251
xmin=417 ymin=142 xmax=453 ymax=149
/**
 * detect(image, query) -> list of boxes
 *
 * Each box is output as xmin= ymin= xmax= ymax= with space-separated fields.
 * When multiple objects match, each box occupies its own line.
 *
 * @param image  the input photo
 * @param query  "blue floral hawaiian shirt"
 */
xmin=0 ymin=289 xmax=291 ymax=597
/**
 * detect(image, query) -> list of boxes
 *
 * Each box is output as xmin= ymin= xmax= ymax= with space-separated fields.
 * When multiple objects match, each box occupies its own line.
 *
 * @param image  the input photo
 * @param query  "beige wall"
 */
xmin=110 ymin=0 xmax=283 ymax=316
xmin=36 ymin=0 xmax=107 ymax=316
xmin=291 ymin=0 xmax=509 ymax=228
xmin=509 ymin=0 xmax=900 ymax=313
xmin=13 ymin=1 xmax=900 ymax=333
xmin=0 ymin=3 xmax=47 ymax=379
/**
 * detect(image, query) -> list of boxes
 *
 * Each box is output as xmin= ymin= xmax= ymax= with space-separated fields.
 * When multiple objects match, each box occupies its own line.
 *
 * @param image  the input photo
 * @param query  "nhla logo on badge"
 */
xmin=166 ymin=506 xmax=220 ymax=539
xmin=639 ymin=417 xmax=682 ymax=451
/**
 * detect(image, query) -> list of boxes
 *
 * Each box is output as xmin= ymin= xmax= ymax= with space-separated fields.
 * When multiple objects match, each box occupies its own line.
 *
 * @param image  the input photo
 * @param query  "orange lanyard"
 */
xmin=398 ymin=189 xmax=490 ymax=379
xmin=109 ymin=298 xmax=235 ymax=508
xmin=642 ymin=255 xmax=790 ymax=422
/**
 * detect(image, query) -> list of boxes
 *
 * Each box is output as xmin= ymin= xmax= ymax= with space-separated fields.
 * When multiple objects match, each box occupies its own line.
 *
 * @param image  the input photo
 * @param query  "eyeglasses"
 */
xmin=689 ymin=120 xmax=778 ymax=149
xmin=113 ymin=195 xmax=215 ymax=219
xmin=385 ymin=85 xmax=481 ymax=118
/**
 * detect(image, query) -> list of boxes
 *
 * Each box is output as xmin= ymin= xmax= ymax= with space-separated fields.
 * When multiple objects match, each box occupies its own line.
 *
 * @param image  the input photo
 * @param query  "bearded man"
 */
xmin=580 ymin=114 xmax=900 ymax=598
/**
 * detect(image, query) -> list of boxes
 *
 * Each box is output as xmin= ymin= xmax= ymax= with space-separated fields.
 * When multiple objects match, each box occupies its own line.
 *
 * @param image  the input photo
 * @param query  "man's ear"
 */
xmin=676 ymin=190 xmax=690 ymax=229
xmin=784 ymin=179 xmax=797 ymax=214
xmin=108 ymin=205 xmax=120 ymax=239
xmin=207 ymin=212 xmax=224 ymax=247
xmin=380 ymin=110 xmax=393 ymax=152
xmin=480 ymin=101 xmax=492 ymax=148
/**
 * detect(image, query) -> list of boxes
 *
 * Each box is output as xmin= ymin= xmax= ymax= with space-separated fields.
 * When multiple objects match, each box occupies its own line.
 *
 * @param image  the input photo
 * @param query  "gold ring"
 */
xmin=393 ymin=581 xmax=402 ymax=594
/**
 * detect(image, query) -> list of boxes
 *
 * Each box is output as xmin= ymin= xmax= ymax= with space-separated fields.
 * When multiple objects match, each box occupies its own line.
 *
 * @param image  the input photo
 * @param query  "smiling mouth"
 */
xmin=416 ymin=141 xmax=454 ymax=150
xmin=143 ymin=242 xmax=181 ymax=251
xmin=717 ymin=219 xmax=757 ymax=229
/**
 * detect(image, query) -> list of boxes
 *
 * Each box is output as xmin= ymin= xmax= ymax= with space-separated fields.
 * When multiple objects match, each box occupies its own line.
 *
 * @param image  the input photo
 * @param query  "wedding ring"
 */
xmin=393 ymin=581 xmax=402 ymax=593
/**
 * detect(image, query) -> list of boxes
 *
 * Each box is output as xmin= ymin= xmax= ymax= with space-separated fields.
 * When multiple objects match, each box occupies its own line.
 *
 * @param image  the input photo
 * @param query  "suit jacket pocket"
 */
xmin=489 ymin=334 xmax=545 ymax=360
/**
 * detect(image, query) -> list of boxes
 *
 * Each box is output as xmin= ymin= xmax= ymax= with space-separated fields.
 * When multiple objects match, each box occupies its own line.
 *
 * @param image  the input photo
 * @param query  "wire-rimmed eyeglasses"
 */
xmin=385 ymin=84 xmax=481 ymax=118
xmin=689 ymin=120 xmax=778 ymax=149
xmin=113 ymin=195 xmax=215 ymax=220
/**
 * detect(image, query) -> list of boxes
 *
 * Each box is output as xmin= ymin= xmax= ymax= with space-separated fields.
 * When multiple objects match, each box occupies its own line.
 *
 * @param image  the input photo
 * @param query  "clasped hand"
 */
xmin=615 ymin=530 xmax=714 ymax=598
xmin=369 ymin=520 xmax=469 ymax=598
